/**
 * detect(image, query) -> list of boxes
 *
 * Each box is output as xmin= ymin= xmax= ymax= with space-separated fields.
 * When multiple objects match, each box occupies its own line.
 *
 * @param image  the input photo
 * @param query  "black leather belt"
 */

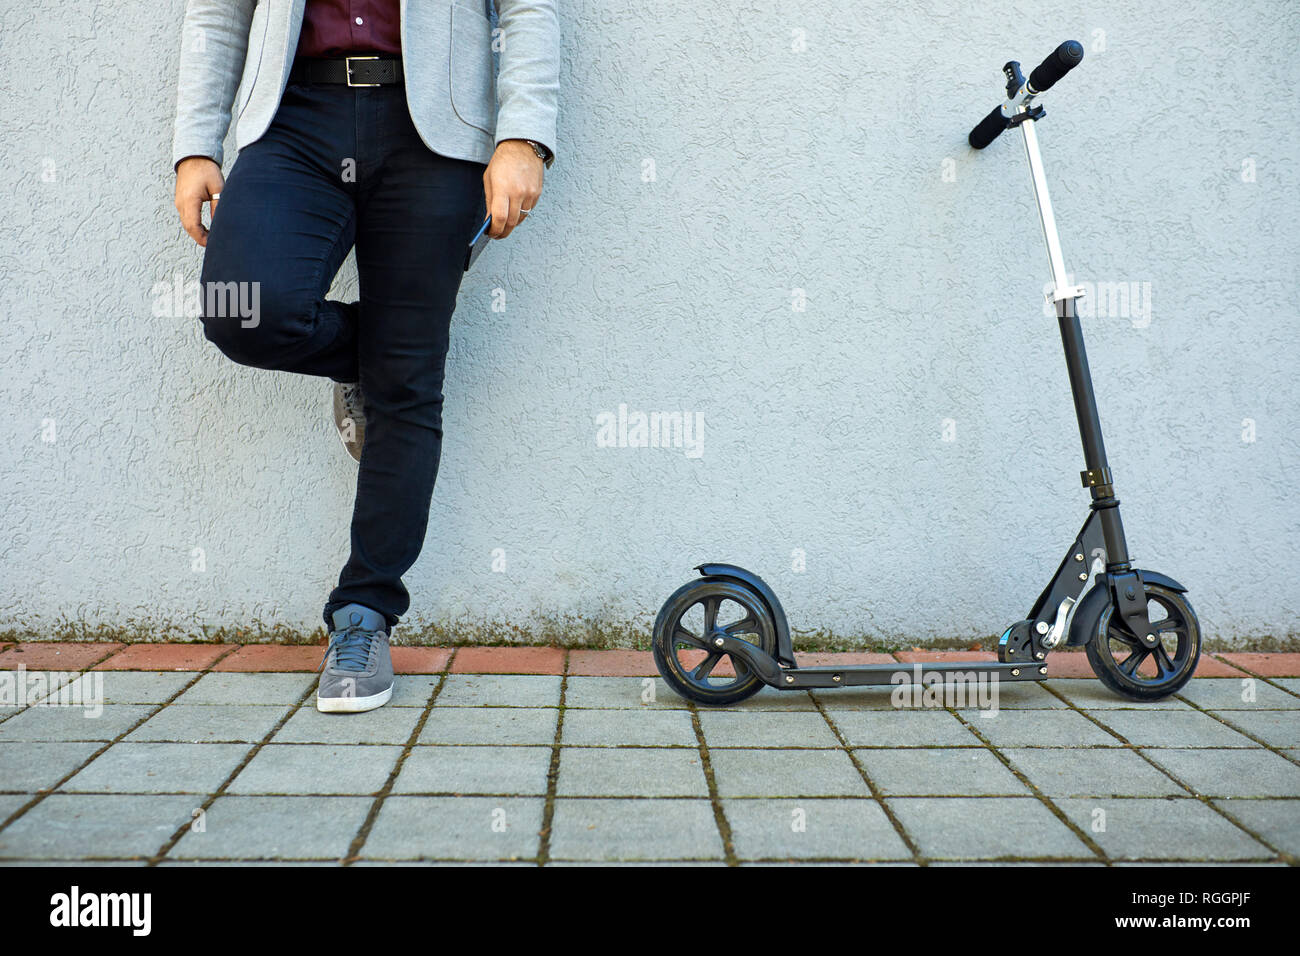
xmin=289 ymin=56 xmax=403 ymax=87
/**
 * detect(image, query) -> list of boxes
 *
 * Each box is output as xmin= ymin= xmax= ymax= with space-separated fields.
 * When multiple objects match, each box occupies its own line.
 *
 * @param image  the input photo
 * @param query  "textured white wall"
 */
xmin=2 ymin=1 xmax=1297 ymax=646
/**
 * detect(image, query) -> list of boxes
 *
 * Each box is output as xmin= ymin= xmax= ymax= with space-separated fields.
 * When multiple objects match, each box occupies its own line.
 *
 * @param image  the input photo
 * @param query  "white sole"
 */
xmin=317 ymin=685 xmax=393 ymax=713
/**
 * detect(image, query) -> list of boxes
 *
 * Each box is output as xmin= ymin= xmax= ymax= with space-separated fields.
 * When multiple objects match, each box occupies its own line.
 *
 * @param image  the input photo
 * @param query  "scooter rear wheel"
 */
xmin=652 ymin=579 xmax=778 ymax=705
xmin=1084 ymin=582 xmax=1200 ymax=701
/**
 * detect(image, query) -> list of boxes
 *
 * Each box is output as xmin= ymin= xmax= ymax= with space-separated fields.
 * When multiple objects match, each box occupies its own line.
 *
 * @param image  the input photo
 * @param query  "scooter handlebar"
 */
xmin=1028 ymin=40 xmax=1084 ymax=93
xmin=967 ymin=40 xmax=1084 ymax=150
xmin=968 ymin=105 xmax=1010 ymax=150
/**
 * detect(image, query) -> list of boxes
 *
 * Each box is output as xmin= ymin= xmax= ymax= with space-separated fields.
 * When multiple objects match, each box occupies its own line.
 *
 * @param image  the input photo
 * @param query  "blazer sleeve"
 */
xmin=491 ymin=0 xmax=560 ymax=159
xmin=171 ymin=0 xmax=259 ymax=170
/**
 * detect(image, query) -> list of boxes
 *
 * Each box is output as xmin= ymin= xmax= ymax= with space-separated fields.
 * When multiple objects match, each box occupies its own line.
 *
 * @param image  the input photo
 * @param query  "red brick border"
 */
xmin=1215 ymin=653 xmax=1300 ymax=677
xmin=391 ymin=647 xmax=453 ymax=674
xmin=567 ymin=650 xmax=656 ymax=677
xmin=0 ymin=641 xmax=1291 ymax=680
xmin=213 ymin=645 xmax=326 ymax=672
xmin=449 ymin=646 xmax=566 ymax=675
xmin=895 ymin=650 xmax=997 ymax=663
xmin=0 ymin=643 xmax=124 ymax=670
xmin=93 ymin=644 xmax=235 ymax=671
xmin=1043 ymin=649 xmax=1093 ymax=678
xmin=794 ymin=652 xmax=898 ymax=668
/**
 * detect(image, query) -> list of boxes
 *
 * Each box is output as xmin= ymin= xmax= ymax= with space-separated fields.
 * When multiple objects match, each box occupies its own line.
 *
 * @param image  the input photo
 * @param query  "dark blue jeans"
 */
xmin=200 ymin=77 xmax=486 ymax=630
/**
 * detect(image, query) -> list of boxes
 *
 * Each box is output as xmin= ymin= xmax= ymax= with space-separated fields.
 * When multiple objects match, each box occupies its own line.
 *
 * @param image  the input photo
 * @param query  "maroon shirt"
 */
xmin=296 ymin=0 xmax=402 ymax=58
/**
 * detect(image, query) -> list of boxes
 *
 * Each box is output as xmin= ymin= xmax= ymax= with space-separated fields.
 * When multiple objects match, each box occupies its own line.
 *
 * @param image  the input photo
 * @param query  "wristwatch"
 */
xmin=522 ymin=139 xmax=554 ymax=168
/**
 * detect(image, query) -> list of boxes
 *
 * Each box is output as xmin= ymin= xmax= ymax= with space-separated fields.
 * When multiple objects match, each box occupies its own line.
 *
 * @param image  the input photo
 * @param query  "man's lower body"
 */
xmin=199 ymin=68 xmax=485 ymax=711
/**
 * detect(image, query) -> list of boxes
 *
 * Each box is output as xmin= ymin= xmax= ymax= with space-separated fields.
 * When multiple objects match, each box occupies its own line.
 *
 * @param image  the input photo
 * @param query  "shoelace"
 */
xmin=340 ymin=384 xmax=365 ymax=422
xmin=319 ymin=624 xmax=377 ymax=673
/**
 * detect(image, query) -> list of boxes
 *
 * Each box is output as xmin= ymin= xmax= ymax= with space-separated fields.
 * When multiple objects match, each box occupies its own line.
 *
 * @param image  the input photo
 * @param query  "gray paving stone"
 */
xmin=856 ymin=748 xmax=1030 ymax=796
xmin=1051 ymin=679 xmax=1192 ymax=709
xmin=709 ymin=749 xmax=870 ymax=798
xmin=813 ymin=680 xmax=1064 ymax=711
xmin=159 ymin=859 xmax=338 ymax=867
xmin=1088 ymin=709 xmax=1261 ymax=748
xmin=725 ymin=687 xmax=820 ymax=711
xmin=169 ymin=795 xmax=371 ymax=859
xmin=742 ymin=860 xmax=921 ymax=867
xmin=434 ymin=674 xmax=561 ymax=708
xmin=418 ymin=706 xmax=556 ymax=745
xmin=272 ymin=705 xmax=420 ymax=744
xmin=34 ymin=671 xmax=197 ymax=705
xmin=62 ymin=742 xmax=250 ymax=794
xmin=1208 ymin=709 xmax=1300 ymax=749
xmin=1003 ymin=748 xmax=1184 ymax=797
xmin=349 ymin=860 xmax=537 ymax=867
xmin=888 ymin=796 xmax=1096 ymax=860
xmin=1112 ymin=861 xmax=1289 ymax=867
xmin=228 ymin=743 xmax=400 ymax=795
xmin=698 ymin=710 xmax=839 ymax=748
xmin=126 ymin=704 xmax=290 ymax=743
xmin=1211 ymin=799 xmax=1300 ymax=857
xmin=923 ymin=680 xmax=1055 ymax=712
xmin=810 ymin=688 xmax=901 ymax=710
xmin=974 ymin=709 xmax=1121 ymax=748
xmin=0 ymin=858 xmax=150 ymax=866
xmin=0 ymin=794 xmax=32 ymax=822
xmin=557 ymin=747 xmax=708 ymax=797
xmin=562 ymin=677 xmax=687 ymax=710
xmin=825 ymin=709 xmax=978 ymax=748
xmin=0 ymin=741 xmax=105 ymax=792
xmin=174 ymin=672 xmax=315 ymax=705
xmin=928 ymin=861 xmax=1105 ymax=867
xmin=361 ymin=795 xmax=543 ymax=861
xmin=1054 ymin=798 xmax=1274 ymax=861
xmin=549 ymin=859 xmax=728 ymax=867
xmin=390 ymin=674 xmax=440 ymax=706
xmin=0 ymin=672 xmax=89 ymax=711
xmin=548 ymin=798 xmax=722 ymax=861
xmin=982 ymin=681 xmax=1072 ymax=709
xmin=1177 ymin=679 xmax=1300 ymax=710
xmin=562 ymin=708 xmax=696 ymax=747
xmin=0 ymin=794 xmax=196 ymax=859
xmin=0 ymin=704 xmax=155 ymax=741
xmin=1142 ymin=749 xmax=1300 ymax=798
xmin=724 ymin=798 xmax=910 ymax=861
xmin=1274 ymin=678 xmax=1300 ymax=695
xmin=393 ymin=746 xmax=551 ymax=795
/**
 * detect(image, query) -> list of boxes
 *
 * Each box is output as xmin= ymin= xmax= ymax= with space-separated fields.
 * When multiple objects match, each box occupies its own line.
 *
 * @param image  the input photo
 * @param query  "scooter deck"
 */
xmin=774 ymin=661 xmax=1047 ymax=689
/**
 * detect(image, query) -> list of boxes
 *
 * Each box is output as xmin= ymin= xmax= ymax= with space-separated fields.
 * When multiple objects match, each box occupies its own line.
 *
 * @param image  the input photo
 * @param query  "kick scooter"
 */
xmin=653 ymin=41 xmax=1201 ymax=705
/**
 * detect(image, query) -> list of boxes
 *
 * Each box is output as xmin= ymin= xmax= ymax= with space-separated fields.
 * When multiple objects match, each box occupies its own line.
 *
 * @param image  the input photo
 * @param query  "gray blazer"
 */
xmin=172 ymin=0 xmax=558 ymax=169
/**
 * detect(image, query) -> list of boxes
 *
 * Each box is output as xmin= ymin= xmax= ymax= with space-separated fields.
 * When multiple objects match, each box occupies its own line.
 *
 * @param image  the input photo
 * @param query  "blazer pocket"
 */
xmin=448 ymin=5 xmax=496 ymax=135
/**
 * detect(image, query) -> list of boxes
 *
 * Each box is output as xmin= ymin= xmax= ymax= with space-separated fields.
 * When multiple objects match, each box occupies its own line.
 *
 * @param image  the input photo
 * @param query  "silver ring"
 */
xmin=520 ymin=207 xmax=532 ymax=214
xmin=211 ymin=192 xmax=221 ymax=200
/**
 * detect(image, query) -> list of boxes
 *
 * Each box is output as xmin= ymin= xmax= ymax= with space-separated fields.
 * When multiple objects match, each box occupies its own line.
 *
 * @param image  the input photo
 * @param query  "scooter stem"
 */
xmin=1018 ymin=114 xmax=1084 ymax=307
xmin=1014 ymin=109 xmax=1134 ymax=569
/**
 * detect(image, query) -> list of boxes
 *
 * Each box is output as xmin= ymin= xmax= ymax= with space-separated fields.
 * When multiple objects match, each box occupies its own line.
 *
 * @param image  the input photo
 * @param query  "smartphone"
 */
xmin=464 ymin=215 xmax=492 ymax=271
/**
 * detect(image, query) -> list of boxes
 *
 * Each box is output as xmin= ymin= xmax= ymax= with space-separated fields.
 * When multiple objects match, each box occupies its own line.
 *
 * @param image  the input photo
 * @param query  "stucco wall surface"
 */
xmin=2 ymin=1 xmax=1297 ymax=646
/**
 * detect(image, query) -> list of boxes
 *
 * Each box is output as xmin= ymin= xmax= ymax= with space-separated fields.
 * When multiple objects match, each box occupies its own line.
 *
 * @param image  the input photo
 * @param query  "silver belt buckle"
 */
xmin=346 ymin=56 xmax=381 ymax=87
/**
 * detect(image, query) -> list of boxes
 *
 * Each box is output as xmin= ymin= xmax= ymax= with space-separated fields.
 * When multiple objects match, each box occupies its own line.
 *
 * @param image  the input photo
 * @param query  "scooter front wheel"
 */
xmin=652 ymin=578 xmax=778 ymax=706
xmin=1084 ymin=582 xmax=1201 ymax=701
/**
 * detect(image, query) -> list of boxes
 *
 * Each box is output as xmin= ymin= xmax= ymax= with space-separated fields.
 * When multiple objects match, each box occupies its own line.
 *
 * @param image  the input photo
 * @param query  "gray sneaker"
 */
xmin=333 ymin=381 xmax=366 ymax=462
xmin=317 ymin=603 xmax=393 ymax=713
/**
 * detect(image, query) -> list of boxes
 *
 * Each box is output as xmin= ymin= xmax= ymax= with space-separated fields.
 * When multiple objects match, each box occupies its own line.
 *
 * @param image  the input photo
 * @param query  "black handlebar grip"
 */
xmin=968 ymin=104 xmax=1010 ymax=149
xmin=1027 ymin=40 xmax=1084 ymax=93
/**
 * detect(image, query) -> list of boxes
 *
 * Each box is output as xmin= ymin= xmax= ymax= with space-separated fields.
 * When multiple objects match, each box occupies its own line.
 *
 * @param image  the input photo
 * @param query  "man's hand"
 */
xmin=175 ymin=156 xmax=225 ymax=247
xmin=483 ymin=140 xmax=545 ymax=239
